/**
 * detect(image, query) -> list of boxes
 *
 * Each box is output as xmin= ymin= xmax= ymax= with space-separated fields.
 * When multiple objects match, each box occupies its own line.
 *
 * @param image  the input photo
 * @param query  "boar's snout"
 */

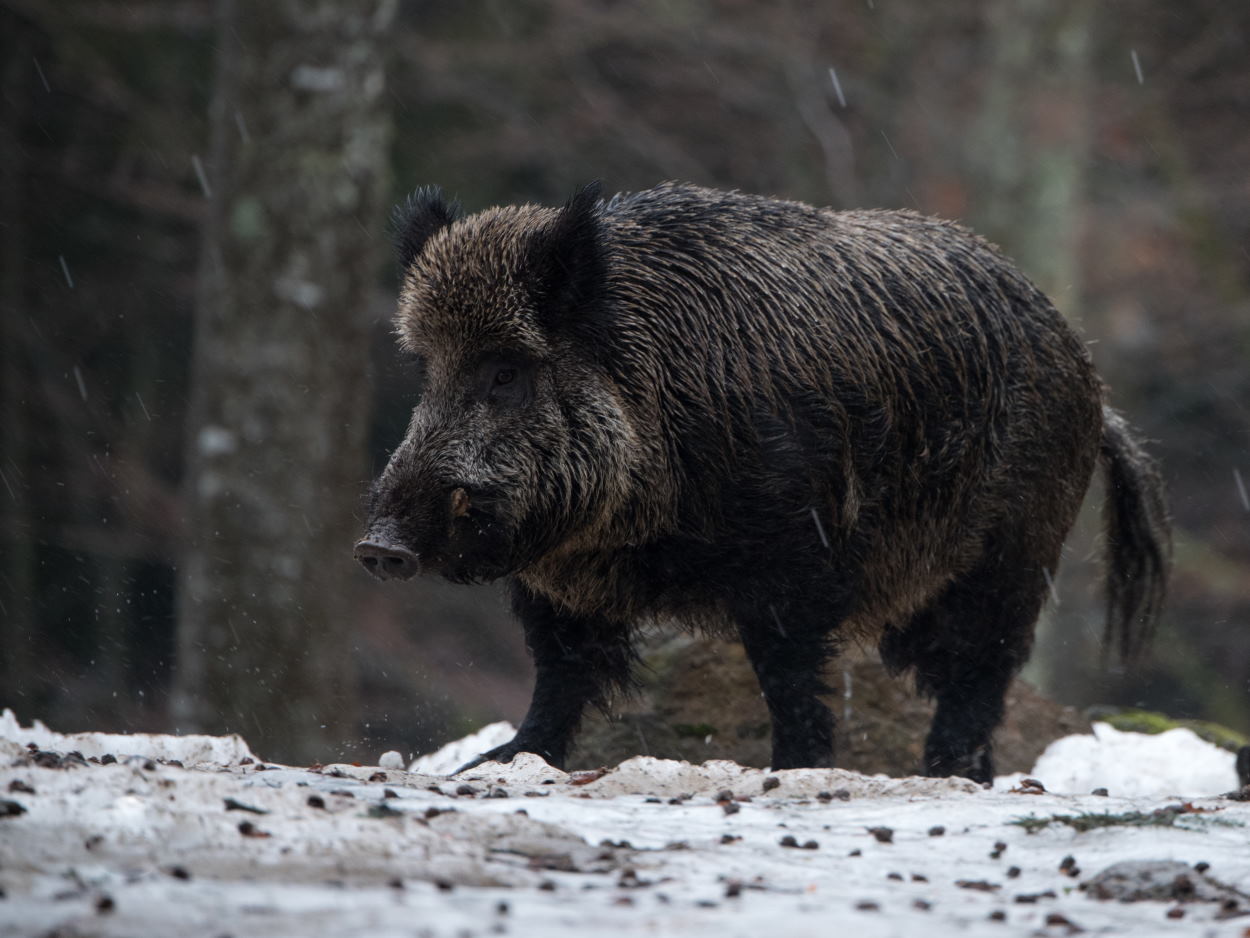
xmin=354 ymin=531 xmax=420 ymax=581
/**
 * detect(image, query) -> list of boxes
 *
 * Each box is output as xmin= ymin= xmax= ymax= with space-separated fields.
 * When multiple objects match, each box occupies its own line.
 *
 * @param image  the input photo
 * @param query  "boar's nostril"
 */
xmin=354 ymin=537 xmax=420 ymax=581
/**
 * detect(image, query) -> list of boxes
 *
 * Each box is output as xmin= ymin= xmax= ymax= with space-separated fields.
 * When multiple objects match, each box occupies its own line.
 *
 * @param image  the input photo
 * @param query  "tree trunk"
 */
xmin=965 ymin=0 xmax=1097 ymax=697
xmin=0 ymin=21 xmax=37 ymax=708
xmin=172 ymin=0 xmax=395 ymax=763
xmin=969 ymin=0 xmax=1092 ymax=307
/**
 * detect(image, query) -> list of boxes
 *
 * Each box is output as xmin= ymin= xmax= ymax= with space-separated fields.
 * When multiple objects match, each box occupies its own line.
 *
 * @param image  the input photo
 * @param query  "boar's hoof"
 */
xmin=354 ymin=537 xmax=419 ymax=581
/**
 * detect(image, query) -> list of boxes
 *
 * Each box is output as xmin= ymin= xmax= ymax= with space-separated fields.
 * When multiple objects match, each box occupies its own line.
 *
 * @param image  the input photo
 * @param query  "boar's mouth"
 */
xmin=355 ymin=485 xmax=521 ymax=585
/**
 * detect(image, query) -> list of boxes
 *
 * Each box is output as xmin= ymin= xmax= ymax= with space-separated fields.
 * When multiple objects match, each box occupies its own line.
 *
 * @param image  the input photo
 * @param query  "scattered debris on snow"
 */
xmin=0 ymin=707 xmax=256 ymax=767
xmin=1 ymin=709 xmax=1248 ymax=937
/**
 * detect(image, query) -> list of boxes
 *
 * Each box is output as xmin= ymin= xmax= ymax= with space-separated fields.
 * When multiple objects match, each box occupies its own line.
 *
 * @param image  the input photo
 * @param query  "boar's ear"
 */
xmin=391 ymin=186 xmax=462 ymax=271
xmin=529 ymin=181 xmax=607 ymax=331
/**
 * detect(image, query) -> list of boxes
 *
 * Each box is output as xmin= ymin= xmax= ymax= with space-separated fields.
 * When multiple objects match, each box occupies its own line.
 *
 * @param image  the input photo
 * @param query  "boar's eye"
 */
xmin=474 ymin=356 xmax=533 ymax=408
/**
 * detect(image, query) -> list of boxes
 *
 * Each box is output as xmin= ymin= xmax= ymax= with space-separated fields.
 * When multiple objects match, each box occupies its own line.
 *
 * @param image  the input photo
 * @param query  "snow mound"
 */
xmin=527 ymin=756 xmax=981 ymax=799
xmin=412 ymin=718 xmax=1239 ymax=800
xmin=0 ymin=708 xmax=256 ymax=766
xmin=407 ymin=720 xmax=516 ymax=774
xmin=1026 ymin=721 xmax=1238 ymax=798
xmin=429 ymin=734 xmax=980 ymax=799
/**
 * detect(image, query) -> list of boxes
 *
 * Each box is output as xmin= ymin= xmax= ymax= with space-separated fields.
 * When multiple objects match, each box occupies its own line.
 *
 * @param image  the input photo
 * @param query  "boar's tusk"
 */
xmin=450 ymin=487 xmax=471 ymax=518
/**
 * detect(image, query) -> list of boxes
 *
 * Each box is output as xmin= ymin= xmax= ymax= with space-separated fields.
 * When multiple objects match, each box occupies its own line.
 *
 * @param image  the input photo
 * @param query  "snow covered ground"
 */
xmin=2 ymin=709 xmax=1248 ymax=937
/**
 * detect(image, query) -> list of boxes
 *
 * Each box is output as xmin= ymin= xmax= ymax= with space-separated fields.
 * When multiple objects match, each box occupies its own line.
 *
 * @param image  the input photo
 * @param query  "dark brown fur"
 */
xmin=357 ymin=182 xmax=1171 ymax=782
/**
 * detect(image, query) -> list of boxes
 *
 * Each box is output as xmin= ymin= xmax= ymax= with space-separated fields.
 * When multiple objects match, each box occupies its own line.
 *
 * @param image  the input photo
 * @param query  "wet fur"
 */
xmin=368 ymin=182 xmax=1171 ymax=781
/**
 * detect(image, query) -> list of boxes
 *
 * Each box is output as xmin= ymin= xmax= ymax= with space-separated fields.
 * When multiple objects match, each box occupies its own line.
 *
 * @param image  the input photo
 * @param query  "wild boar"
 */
xmin=355 ymin=181 xmax=1170 ymax=783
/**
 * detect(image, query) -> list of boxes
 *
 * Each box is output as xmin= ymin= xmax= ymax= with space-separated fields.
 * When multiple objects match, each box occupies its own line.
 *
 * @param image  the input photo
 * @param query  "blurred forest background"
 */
xmin=1 ymin=0 xmax=1248 ymax=765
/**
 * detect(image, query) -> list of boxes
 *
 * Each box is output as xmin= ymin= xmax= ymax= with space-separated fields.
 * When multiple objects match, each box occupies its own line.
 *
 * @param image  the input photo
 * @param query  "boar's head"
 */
xmin=356 ymin=183 xmax=639 ymax=584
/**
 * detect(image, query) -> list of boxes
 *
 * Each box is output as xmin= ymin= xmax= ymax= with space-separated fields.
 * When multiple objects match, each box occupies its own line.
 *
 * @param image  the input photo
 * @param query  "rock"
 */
xmin=1083 ymin=860 xmax=1250 ymax=908
xmin=570 ymin=632 xmax=1090 ymax=775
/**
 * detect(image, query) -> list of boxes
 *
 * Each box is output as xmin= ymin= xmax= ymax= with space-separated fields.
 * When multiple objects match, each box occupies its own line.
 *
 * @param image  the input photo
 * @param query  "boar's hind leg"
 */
xmin=734 ymin=600 xmax=837 ymax=770
xmin=456 ymin=581 xmax=637 ymax=774
xmin=880 ymin=557 xmax=1045 ymax=785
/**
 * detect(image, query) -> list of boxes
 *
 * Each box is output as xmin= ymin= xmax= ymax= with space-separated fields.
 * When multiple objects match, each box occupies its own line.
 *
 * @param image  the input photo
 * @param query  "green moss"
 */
xmin=1014 ymin=814 xmax=1058 ymax=834
xmin=1098 ymin=709 xmax=1248 ymax=753
xmin=1013 ymin=805 xmax=1243 ymax=834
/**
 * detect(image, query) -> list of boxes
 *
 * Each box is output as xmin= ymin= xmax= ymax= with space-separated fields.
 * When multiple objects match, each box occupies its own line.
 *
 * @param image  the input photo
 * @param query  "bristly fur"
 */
xmin=391 ymin=185 xmax=462 ymax=270
xmin=361 ymin=181 xmax=1172 ymax=782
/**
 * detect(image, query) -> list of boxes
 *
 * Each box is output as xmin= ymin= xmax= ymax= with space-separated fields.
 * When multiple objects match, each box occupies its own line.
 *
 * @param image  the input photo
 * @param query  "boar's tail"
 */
xmin=1098 ymin=406 xmax=1171 ymax=665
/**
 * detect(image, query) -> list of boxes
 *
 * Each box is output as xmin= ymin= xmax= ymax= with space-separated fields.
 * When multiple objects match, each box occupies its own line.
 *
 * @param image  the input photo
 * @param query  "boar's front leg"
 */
xmin=455 ymin=581 xmax=636 ymax=773
xmin=734 ymin=598 xmax=838 ymax=770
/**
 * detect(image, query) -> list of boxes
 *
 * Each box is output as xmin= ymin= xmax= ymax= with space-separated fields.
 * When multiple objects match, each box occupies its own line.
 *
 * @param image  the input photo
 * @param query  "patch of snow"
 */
xmin=2 ymin=713 xmax=1248 ymax=937
xmin=0 ymin=707 xmax=255 ymax=766
xmin=407 ymin=720 xmax=516 ymax=774
xmin=1023 ymin=722 xmax=1239 ymax=798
